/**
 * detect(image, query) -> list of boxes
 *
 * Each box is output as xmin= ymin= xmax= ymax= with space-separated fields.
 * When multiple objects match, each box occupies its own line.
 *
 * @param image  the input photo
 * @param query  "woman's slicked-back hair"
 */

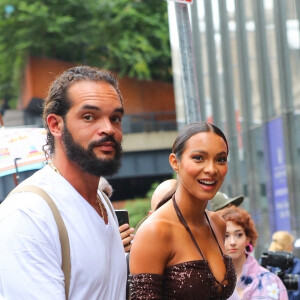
xmin=42 ymin=65 xmax=123 ymax=159
xmin=172 ymin=122 xmax=229 ymax=160
xmin=217 ymin=206 xmax=259 ymax=247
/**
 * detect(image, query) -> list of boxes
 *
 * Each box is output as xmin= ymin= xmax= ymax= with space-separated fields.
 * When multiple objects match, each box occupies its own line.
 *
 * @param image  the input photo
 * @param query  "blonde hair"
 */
xmin=268 ymin=231 xmax=294 ymax=252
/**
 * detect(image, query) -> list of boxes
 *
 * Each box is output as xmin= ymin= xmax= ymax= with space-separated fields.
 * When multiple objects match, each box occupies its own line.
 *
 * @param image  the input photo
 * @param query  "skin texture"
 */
xmin=47 ymin=80 xmax=123 ymax=214
xmin=130 ymin=130 xmax=229 ymax=284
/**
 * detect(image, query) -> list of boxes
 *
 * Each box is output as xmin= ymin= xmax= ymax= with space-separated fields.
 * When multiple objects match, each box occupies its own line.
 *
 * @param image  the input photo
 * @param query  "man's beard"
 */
xmin=62 ymin=125 xmax=122 ymax=177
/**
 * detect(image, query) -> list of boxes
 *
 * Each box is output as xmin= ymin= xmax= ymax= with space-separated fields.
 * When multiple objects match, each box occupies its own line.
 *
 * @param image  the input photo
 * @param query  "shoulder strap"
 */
xmin=204 ymin=211 xmax=224 ymax=255
xmin=9 ymin=185 xmax=70 ymax=300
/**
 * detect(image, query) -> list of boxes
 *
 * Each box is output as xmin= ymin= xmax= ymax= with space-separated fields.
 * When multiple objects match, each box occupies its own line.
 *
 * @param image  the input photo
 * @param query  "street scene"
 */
xmin=0 ymin=0 xmax=299 ymax=299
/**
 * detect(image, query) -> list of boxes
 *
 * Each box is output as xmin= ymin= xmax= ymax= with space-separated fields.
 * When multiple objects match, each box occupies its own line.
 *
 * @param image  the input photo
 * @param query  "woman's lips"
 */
xmin=228 ymin=249 xmax=238 ymax=253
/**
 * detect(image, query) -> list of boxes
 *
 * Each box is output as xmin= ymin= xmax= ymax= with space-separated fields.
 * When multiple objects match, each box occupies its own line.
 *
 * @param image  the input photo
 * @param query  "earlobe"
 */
xmin=169 ymin=153 xmax=178 ymax=172
xmin=47 ymin=114 xmax=63 ymax=137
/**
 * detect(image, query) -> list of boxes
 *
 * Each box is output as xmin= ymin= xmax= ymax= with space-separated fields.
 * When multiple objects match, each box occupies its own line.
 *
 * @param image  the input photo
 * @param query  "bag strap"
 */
xmin=9 ymin=185 xmax=70 ymax=300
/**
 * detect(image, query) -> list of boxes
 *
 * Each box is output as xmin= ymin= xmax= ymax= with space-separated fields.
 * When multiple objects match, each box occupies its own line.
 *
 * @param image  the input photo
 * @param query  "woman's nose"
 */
xmin=204 ymin=161 xmax=217 ymax=175
xmin=229 ymin=236 xmax=236 ymax=244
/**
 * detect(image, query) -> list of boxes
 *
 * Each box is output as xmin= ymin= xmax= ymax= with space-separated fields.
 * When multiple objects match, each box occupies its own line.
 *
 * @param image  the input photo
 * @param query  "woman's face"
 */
xmin=224 ymin=221 xmax=250 ymax=262
xmin=170 ymin=131 xmax=228 ymax=201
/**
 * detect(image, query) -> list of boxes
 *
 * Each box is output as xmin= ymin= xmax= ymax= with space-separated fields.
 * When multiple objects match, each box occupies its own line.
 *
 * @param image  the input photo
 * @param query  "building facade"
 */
xmin=168 ymin=0 xmax=300 ymax=255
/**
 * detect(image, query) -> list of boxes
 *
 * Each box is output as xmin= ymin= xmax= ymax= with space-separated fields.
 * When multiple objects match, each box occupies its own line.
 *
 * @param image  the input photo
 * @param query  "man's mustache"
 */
xmin=90 ymin=136 xmax=119 ymax=148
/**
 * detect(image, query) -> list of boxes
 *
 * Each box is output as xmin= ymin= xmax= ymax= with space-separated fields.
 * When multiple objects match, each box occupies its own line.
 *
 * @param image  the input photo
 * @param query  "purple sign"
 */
xmin=267 ymin=117 xmax=291 ymax=231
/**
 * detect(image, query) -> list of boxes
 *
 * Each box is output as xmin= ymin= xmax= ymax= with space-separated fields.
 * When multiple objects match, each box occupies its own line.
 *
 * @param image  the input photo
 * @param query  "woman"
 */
xmin=129 ymin=122 xmax=237 ymax=299
xmin=217 ymin=206 xmax=288 ymax=299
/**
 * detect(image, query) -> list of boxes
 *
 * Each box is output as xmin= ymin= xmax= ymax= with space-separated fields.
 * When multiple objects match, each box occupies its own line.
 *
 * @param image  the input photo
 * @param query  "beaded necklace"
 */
xmin=48 ymin=160 xmax=108 ymax=224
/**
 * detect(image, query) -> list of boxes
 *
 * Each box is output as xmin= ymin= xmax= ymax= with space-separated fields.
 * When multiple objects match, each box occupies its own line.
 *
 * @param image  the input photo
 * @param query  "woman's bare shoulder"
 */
xmin=130 ymin=209 xmax=175 ymax=274
xmin=135 ymin=210 xmax=174 ymax=242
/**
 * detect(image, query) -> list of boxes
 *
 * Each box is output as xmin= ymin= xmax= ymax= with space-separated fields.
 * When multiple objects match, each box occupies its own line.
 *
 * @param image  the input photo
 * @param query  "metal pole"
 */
xmin=190 ymin=0 xmax=206 ymax=121
xmin=204 ymin=0 xmax=221 ymax=127
xmin=274 ymin=0 xmax=300 ymax=236
xmin=235 ymin=0 xmax=264 ymax=256
xmin=218 ymin=0 xmax=242 ymax=196
xmin=13 ymin=157 xmax=21 ymax=186
xmin=174 ymin=2 xmax=201 ymax=123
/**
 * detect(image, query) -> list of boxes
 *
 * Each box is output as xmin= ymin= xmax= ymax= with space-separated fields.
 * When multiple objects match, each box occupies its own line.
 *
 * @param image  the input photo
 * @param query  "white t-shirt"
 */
xmin=0 ymin=166 xmax=127 ymax=300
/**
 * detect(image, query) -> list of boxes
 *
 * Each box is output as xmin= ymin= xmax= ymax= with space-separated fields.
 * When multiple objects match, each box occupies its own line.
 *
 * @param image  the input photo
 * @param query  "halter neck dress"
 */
xmin=130 ymin=196 xmax=237 ymax=300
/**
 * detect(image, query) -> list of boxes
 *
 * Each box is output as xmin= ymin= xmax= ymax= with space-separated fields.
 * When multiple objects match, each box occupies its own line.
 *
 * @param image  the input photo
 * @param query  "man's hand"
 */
xmin=119 ymin=224 xmax=134 ymax=253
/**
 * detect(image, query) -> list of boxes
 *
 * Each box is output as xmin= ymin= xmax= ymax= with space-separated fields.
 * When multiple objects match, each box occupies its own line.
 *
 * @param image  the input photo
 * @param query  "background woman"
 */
xmin=129 ymin=122 xmax=237 ymax=299
xmin=217 ymin=206 xmax=288 ymax=299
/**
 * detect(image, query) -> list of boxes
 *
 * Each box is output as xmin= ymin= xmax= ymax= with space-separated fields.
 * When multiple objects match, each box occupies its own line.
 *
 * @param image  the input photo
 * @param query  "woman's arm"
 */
xmin=130 ymin=217 xmax=171 ymax=274
xmin=129 ymin=217 xmax=172 ymax=299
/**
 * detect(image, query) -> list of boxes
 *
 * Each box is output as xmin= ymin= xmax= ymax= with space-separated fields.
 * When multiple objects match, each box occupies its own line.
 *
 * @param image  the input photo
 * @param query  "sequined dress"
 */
xmin=129 ymin=197 xmax=237 ymax=300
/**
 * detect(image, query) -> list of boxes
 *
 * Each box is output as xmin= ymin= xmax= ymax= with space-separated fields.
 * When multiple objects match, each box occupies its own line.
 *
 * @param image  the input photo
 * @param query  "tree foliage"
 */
xmin=0 ymin=0 xmax=171 ymax=106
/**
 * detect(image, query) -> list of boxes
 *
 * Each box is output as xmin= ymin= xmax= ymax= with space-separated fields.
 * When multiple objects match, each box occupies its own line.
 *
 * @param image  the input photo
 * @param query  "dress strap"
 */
xmin=172 ymin=195 xmax=205 ymax=260
xmin=204 ymin=211 xmax=224 ymax=256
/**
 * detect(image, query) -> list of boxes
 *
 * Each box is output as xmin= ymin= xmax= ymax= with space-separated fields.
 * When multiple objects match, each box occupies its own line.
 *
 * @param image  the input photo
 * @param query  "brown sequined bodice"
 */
xmin=130 ymin=255 xmax=236 ymax=300
xmin=130 ymin=195 xmax=237 ymax=299
xmin=164 ymin=255 xmax=236 ymax=299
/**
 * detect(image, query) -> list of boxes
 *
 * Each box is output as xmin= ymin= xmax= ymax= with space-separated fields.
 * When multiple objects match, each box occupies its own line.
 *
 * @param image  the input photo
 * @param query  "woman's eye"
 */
xmin=236 ymin=233 xmax=243 ymax=238
xmin=193 ymin=155 xmax=204 ymax=161
xmin=217 ymin=156 xmax=227 ymax=163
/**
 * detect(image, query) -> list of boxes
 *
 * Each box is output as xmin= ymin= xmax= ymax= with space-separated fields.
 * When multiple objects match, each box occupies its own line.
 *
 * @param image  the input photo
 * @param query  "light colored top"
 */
xmin=238 ymin=254 xmax=288 ymax=300
xmin=227 ymin=289 xmax=242 ymax=300
xmin=0 ymin=165 xmax=127 ymax=300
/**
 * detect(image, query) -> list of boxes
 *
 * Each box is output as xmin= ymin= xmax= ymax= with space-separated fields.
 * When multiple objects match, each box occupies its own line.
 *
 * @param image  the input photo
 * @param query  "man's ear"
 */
xmin=47 ymin=114 xmax=64 ymax=137
xmin=169 ymin=153 xmax=179 ymax=172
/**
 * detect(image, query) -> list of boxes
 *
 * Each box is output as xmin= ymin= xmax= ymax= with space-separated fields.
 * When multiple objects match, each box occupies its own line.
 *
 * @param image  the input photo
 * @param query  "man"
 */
xmin=0 ymin=66 xmax=127 ymax=299
xmin=210 ymin=191 xmax=244 ymax=212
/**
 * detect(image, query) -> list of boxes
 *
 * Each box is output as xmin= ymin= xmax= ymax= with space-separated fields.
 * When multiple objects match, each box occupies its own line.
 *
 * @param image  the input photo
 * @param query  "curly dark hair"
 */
xmin=217 ymin=205 xmax=258 ymax=247
xmin=42 ymin=65 xmax=123 ymax=158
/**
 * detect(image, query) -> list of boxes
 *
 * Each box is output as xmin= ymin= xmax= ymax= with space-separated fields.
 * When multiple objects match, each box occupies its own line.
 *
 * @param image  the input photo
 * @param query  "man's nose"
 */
xmin=98 ymin=118 xmax=115 ymax=136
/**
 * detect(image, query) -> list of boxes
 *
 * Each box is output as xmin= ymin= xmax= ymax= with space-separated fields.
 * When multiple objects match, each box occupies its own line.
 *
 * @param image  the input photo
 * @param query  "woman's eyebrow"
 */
xmin=190 ymin=150 xmax=228 ymax=155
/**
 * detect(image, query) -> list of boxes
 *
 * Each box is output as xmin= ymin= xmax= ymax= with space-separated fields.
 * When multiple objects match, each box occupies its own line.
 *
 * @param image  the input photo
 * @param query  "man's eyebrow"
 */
xmin=80 ymin=105 xmax=124 ymax=115
xmin=115 ymin=107 xmax=124 ymax=115
xmin=81 ymin=104 xmax=100 ymax=111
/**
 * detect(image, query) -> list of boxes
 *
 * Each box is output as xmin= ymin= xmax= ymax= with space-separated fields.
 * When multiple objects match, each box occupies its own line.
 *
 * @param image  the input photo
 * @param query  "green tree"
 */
xmin=0 ymin=0 xmax=171 ymax=106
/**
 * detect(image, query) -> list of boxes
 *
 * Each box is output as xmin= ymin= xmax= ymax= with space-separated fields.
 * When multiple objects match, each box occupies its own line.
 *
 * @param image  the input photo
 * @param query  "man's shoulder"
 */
xmin=0 ymin=166 xmax=58 ymax=216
